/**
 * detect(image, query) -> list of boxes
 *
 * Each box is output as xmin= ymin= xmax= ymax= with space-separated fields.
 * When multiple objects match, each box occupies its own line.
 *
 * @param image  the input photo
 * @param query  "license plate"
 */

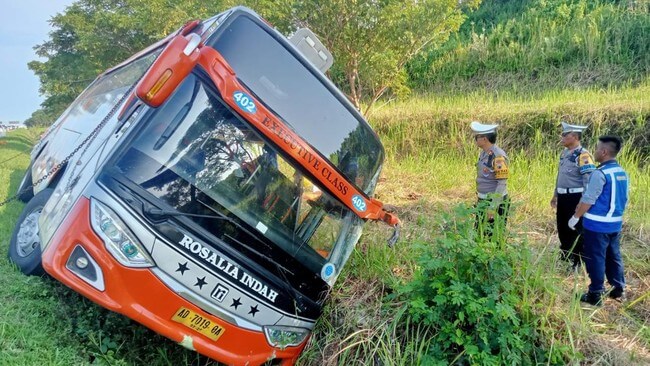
xmin=171 ymin=307 xmax=225 ymax=341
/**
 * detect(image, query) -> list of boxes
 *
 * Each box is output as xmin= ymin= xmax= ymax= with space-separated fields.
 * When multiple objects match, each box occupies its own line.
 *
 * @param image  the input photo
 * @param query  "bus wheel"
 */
xmin=8 ymin=188 xmax=54 ymax=276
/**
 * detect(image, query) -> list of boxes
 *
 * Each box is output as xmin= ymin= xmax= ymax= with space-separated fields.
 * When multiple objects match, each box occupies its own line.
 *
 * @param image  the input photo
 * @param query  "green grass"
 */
xmin=0 ymin=130 xmax=220 ymax=366
xmin=2 ymin=88 xmax=649 ymax=366
xmin=408 ymin=0 xmax=650 ymax=92
xmin=297 ymin=82 xmax=650 ymax=364
xmin=0 ymin=130 xmax=86 ymax=365
xmin=305 ymin=85 xmax=649 ymax=364
xmin=369 ymin=83 xmax=650 ymax=234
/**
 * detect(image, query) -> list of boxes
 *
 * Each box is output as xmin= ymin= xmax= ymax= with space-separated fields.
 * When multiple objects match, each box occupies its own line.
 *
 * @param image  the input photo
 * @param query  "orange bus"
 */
xmin=9 ymin=6 xmax=399 ymax=365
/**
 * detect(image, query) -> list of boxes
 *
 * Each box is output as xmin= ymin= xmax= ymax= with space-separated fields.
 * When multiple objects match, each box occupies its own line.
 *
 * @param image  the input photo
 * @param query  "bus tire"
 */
xmin=8 ymin=188 xmax=54 ymax=276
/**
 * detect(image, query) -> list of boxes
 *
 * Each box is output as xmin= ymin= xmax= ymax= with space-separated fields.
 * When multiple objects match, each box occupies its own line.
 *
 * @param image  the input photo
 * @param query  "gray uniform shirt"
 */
xmin=477 ymin=145 xmax=508 ymax=195
xmin=554 ymin=146 xmax=595 ymax=194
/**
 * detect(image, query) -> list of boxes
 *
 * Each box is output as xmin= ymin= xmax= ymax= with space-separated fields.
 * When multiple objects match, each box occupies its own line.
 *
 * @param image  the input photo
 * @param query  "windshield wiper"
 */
xmin=147 ymin=205 xmax=305 ymax=304
xmin=145 ymin=206 xmax=291 ymax=273
xmin=145 ymin=207 xmax=234 ymax=220
xmin=193 ymin=200 xmax=307 ymax=309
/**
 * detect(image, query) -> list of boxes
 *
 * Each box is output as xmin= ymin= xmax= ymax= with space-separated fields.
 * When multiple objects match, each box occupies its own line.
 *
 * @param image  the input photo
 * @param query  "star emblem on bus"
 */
xmin=248 ymin=305 xmax=259 ymax=317
xmin=230 ymin=297 xmax=242 ymax=310
xmin=175 ymin=262 xmax=189 ymax=276
xmin=194 ymin=276 xmax=207 ymax=290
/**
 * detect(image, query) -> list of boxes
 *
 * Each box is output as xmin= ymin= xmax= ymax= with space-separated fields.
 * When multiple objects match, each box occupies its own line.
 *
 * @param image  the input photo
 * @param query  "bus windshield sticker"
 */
xmin=233 ymin=91 xmax=257 ymax=114
xmin=351 ymin=194 xmax=367 ymax=212
xmin=255 ymin=221 xmax=268 ymax=234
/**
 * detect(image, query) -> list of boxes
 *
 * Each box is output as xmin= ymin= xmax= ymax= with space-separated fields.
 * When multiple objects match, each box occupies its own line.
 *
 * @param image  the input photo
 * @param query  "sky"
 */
xmin=0 ymin=0 xmax=76 ymax=123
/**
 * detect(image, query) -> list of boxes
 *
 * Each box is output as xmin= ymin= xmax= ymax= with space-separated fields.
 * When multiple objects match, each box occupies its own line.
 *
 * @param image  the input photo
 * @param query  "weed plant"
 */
xmin=399 ymin=204 xmax=566 ymax=365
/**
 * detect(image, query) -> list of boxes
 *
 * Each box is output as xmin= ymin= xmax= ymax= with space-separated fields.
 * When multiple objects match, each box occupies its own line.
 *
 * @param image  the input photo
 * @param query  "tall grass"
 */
xmin=370 ymin=81 xmax=650 ymax=159
xmin=297 ymin=88 xmax=650 ymax=364
xmin=371 ymin=86 xmax=650 ymax=233
xmin=408 ymin=0 xmax=650 ymax=92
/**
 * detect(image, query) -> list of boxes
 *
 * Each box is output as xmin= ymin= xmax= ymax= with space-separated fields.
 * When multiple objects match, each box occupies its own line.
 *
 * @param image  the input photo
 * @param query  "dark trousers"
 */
xmin=583 ymin=229 xmax=625 ymax=293
xmin=476 ymin=196 xmax=510 ymax=239
xmin=556 ymin=192 xmax=583 ymax=266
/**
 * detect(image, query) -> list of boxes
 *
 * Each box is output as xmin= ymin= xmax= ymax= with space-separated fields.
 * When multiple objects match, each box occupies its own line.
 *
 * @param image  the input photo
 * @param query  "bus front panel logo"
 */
xmin=233 ymin=91 xmax=256 ymax=114
xmin=211 ymin=284 xmax=230 ymax=302
xmin=351 ymin=194 xmax=366 ymax=212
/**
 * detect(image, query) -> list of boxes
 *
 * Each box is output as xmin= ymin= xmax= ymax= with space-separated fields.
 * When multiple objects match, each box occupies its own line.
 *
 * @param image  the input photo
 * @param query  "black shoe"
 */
xmin=580 ymin=292 xmax=603 ymax=306
xmin=608 ymin=287 xmax=626 ymax=301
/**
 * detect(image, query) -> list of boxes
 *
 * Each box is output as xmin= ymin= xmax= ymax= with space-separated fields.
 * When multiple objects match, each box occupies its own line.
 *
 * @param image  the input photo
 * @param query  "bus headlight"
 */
xmin=90 ymin=198 xmax=154 ymax=268
xmin=263 ymin=326 xmax=310 ymax=349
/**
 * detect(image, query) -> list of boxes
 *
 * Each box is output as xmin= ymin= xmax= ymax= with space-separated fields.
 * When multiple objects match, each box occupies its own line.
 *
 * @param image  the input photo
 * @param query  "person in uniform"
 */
xmin=569 ymin=136 xmax=628 ymax=305
xmin=471 ymin=121 xmax=509 ymax=238
xmin=550 ymin=122 xmax=596 ymax=270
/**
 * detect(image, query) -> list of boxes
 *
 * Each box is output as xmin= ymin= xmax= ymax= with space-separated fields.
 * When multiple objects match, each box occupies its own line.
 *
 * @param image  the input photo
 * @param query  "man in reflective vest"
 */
xmin=550 ymin=122 xmax=595 ymax=271
xmin=471 ymin=121 xmax=509 ymax=239
xmin=569 ymin=136 xmax=629 ymax=305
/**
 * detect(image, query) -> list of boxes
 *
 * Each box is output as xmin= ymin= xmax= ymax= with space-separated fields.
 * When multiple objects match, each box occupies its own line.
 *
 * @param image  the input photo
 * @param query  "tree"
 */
xmin=30 ymin=0 xmax=479 ymax=119
xmin=250 ymin=0 xmax=481 ymax=115
xmin=24 ymin=108 xmax=57 ymax=128
xmin=29 ymin=0 xmax=226 ymax=120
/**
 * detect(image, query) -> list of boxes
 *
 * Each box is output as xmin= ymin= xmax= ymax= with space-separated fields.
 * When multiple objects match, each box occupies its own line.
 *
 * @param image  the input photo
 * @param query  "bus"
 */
xmin=9 ymin=6 xmax=399 ymax=365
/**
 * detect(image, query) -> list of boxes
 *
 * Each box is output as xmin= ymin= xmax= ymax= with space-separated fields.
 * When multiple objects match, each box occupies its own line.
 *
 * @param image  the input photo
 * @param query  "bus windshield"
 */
xmin=206 ymin=15 xmax=384 ymax=194
xmin=113 ymin=73 xmax=364 ymax=276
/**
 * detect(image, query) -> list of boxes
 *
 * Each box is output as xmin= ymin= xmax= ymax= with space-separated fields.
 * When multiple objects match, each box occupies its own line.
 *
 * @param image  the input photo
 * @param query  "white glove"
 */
xmin=568 ymin=216 xmax=579 ymax=230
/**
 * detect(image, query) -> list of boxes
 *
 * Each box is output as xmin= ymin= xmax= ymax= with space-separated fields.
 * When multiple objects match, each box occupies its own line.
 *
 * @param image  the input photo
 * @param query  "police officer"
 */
xmin=471 ymin=121 xmax=509 ymax=237
xmin=550 ymin=122 xmax=596 ymax=270
xmin=569 ymin=136 xmax=628 ymax=305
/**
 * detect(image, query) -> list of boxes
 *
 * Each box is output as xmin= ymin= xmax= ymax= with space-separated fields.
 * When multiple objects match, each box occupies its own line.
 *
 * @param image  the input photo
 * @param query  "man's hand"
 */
xmin=568 ymin=215 xmax=579 ymax=230
xmin=550 ymin=196 xmax=557 ymax=209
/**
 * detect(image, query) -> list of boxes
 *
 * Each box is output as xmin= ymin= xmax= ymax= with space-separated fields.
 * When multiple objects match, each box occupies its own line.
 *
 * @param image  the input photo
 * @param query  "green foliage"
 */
xmin=28 ymin=0 xmax=228 ymax=120
xmin=29 ymin=0 xmax=482 ymax=120
xmin=371 ymin=83 xmax=650 ymax=162
xmin=24 ymin=108 xmax=58 ymax=128
xmin=408 ymin=0 xmax=650 ymax=92
xmin=281 ymin=0 xmax=480 ymax=114
xmin=398 ymin=204 xmax=562 ymax=365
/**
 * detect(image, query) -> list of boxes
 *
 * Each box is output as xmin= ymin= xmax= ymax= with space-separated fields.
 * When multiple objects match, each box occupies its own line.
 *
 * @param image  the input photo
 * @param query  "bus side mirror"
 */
xmin=136 ymin=33 xmax=202 ymax=107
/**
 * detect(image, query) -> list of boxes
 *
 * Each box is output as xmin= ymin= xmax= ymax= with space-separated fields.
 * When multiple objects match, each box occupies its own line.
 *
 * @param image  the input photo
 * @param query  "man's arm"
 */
xmin=551 ymin=171 xmax=559 ymax=208
xmin=577 ymin=170 xmax=605 ymax=211
xmin=491 ymin=180 xmax=507 ymax=207
xmin=573 ymin=202 xmax=592 ymax=218
xmin=568 ymin=170 xmax=605 ymax=229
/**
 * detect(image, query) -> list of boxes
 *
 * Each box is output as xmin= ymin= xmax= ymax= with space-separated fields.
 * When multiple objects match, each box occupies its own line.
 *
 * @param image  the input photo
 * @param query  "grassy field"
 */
xmin=0 ymin=130 xmax=220 ymax=366
xmin=1 ymin=81 xmax=649 ymax=366
xmin=408 ymin=0 xmax=650 ymax=93
xmin=300 ymin=85 xmax=650 ymax=365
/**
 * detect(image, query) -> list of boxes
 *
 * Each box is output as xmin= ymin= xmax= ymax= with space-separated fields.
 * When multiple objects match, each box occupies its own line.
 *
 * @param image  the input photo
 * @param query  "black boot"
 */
xmin=580 ymin=292 xmax=603 ymax=306
xmin=608 ymin=287 xmax=626 ymax=301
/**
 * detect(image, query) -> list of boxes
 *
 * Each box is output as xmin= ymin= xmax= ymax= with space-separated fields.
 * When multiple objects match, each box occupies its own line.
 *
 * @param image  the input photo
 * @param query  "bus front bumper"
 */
xmin=41 ymin=196 xmax=306 ymax=365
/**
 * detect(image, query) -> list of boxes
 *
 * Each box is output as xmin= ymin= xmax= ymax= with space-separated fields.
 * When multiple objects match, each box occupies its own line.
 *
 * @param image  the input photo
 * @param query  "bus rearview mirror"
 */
xmin=136 ymin=33 xmax=202 ymax=107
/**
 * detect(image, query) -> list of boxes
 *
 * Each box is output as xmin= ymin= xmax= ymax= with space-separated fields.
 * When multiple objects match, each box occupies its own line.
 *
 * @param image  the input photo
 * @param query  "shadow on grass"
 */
xmin=0 ymin=134 xmax=35 ymax=156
